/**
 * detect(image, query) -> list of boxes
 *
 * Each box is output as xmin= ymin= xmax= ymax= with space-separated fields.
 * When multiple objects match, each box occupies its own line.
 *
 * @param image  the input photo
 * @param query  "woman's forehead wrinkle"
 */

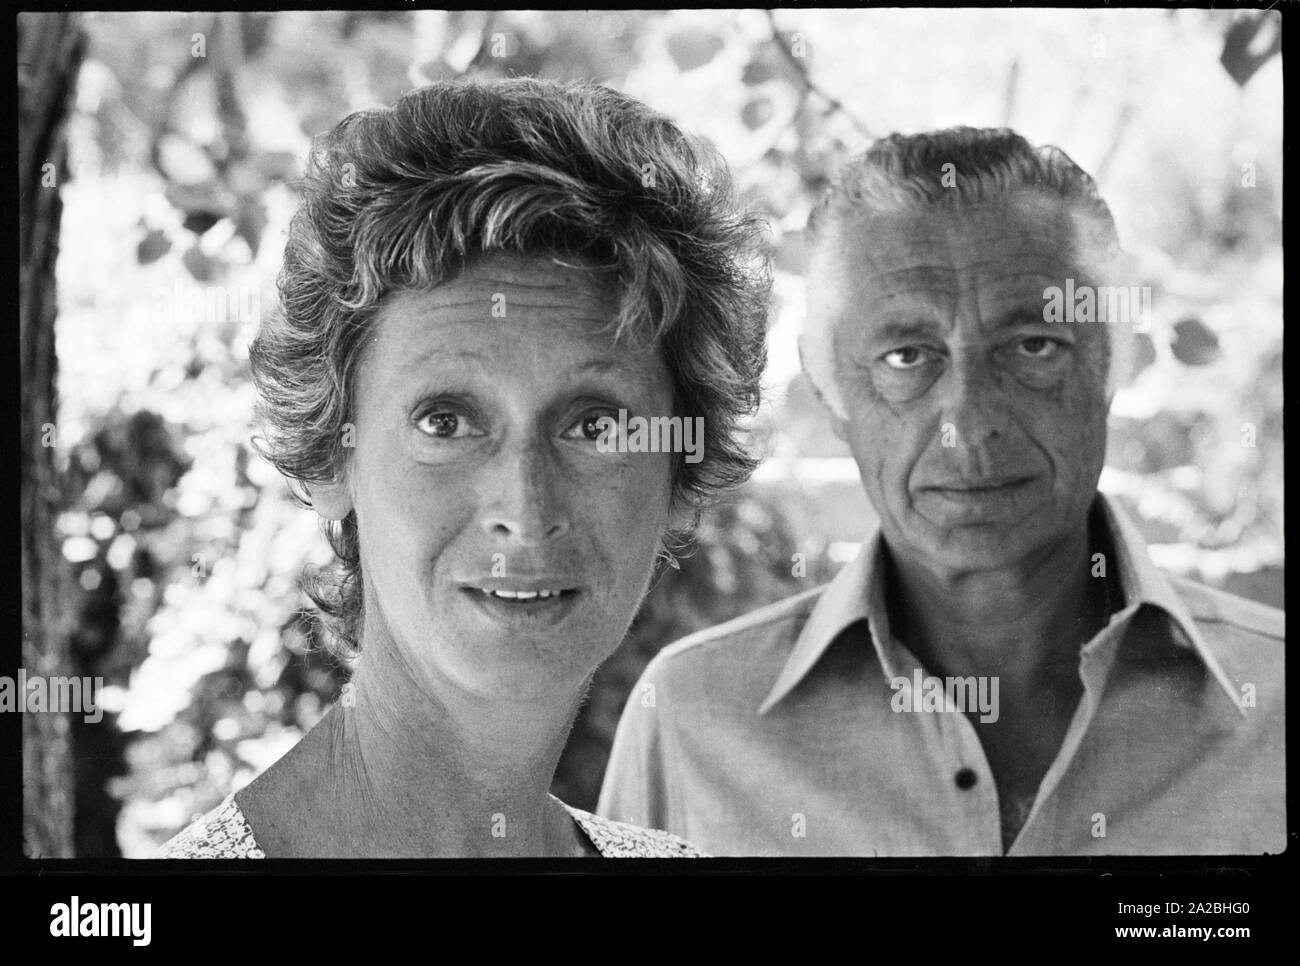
xmin=574 ymin=356 xmax=654 ymax=380
xmin=396 ymin=281 xmax=612 ymax=314
xmin=367 ymin=293 xmax=663 ymax=390
xmin=396 ymin=347 xmax=492 ymax=370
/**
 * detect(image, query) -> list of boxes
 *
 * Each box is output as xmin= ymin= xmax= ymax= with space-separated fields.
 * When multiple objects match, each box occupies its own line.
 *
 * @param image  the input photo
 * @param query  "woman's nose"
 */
xmin=479 ymin=441 xmax=571 ymax=545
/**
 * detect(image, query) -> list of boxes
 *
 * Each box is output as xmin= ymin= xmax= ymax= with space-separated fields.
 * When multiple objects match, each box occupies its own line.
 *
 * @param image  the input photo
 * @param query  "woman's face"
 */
xmin=315 ymin=253 xmax=678 ymax=700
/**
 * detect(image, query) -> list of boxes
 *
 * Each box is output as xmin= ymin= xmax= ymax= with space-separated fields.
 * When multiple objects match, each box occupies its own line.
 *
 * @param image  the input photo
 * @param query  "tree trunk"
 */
xmin=19 ymin=12 xmax=84 ymax=859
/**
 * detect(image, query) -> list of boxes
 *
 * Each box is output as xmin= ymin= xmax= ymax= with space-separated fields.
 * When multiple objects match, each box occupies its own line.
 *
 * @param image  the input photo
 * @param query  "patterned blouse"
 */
xmin=156 ymin=794 xmax=704 ymax=858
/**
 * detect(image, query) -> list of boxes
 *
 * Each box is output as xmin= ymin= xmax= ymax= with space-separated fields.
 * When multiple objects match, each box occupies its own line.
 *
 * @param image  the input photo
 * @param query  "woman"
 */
xmin=157 ymin=77 xmax=769 ymax=857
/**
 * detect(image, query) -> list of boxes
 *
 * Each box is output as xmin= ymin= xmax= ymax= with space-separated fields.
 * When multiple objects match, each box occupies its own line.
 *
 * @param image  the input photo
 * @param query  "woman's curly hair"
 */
xmin=249 ymin=77 xmax=771 ymax=656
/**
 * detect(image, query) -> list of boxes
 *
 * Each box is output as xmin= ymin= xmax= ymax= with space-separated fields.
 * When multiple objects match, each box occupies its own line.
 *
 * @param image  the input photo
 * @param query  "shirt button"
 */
xmin=955 ymin=768 xmax=978 ymax=790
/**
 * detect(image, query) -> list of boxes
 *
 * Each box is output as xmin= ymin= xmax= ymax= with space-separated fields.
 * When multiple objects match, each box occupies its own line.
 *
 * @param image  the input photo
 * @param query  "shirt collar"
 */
xmin=757 ymin=493 xmax=1244 ymax=716
xmin=757 ymin=528 xmax=888 ymax=715
xmin=1095 ymin=495 xmax=1245 ymax=716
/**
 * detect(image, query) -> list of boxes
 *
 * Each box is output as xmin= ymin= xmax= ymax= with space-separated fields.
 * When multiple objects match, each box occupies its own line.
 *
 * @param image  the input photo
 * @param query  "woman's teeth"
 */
xmin=484 ymin=589 xmax=563 ymax=601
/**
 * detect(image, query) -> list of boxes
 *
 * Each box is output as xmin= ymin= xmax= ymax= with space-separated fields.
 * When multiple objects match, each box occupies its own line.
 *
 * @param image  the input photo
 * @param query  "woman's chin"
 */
xmin=431 ymin=619 xmax=620 ymax=700
xmin=448 ymin=642 xmax=609 ymax=702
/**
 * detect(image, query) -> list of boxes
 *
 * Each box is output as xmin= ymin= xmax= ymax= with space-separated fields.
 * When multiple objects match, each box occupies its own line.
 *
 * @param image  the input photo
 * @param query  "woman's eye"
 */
xmin=415 ymin=410 xmax=480 ymax=438
xmin=881 ymin=347 xmax=930 ymax=370
xmin=563 ymin=411 xmax=619 ymax=443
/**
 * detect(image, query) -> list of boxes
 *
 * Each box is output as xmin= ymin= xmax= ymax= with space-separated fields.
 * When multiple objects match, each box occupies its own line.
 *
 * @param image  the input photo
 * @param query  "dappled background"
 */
xmin=46 ymin=9 xmax=1281 ymax=855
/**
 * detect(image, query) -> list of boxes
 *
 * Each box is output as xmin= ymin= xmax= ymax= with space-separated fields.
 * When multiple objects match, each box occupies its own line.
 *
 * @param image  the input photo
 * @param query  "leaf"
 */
xmin=233 ymin=203 xmax=268 ymax=258
xmin=1220 ymin=12 xmax=1280 ymax=88
xmin=156 ymin=133 xmax=217 ymax=186
xmin=665 ymin=29 xmax=723 ymax=72
xmin=1170 ymin=316 xmax=1221 ymax=366
xmin=1129 ymin=331 xmax=1157 ymax=380
xmin=741 ymin=39 xmax=801 ymax=88
xmin=182 ymin=244 xmax=217 ymax=283
xmin=740 ymin=96 xmax=774 ymax=131
xmin=182 ymin=211 xmax=223 ymax=236
xmin=136 ymin=229 xmax=171 ymax=265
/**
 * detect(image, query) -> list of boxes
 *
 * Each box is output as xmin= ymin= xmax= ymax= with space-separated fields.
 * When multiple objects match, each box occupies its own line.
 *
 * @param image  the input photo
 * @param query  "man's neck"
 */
xmin=883 ymin=517 xmax=1109 ymax=694
xmin=882 ymin=510 xmax=1114 ymax=852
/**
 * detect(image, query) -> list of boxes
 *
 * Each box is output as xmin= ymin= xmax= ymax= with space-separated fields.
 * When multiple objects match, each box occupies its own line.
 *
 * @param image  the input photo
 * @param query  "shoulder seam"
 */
xmin=651 ymin=584 xmax=826 ymax=663
xmin=1168 ymin=575 xmax=1285 ymax=642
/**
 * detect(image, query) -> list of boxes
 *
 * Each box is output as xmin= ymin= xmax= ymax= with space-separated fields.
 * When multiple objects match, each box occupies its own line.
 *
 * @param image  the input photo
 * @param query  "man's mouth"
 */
xmin=926 ymin=475 xmax=1034 ymax=494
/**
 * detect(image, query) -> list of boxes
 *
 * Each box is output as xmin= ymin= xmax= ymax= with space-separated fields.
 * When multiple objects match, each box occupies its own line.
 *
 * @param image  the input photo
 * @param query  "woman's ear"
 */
xmin=310 ymin=477 xmax=354 ymax=521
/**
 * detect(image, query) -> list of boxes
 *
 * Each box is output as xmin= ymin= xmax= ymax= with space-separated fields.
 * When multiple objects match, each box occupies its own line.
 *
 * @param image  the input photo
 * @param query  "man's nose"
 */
xmin=480 ymin=440 xmax=571 ymax=545
xmin=939 ymin=348 xmax=1014 ymax=457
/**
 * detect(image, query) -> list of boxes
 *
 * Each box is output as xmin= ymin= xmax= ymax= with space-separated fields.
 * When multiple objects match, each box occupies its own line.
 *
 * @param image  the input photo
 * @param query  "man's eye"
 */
xmin=881 ymin=347 xmax=931 ymax=370
xmin=563 ymin=411 xmax=619 ymax=443
xmin=1017 ymin=337 xmax=1063 ymax=359
xmin=415 ymin=410 xmax=480 ymax=438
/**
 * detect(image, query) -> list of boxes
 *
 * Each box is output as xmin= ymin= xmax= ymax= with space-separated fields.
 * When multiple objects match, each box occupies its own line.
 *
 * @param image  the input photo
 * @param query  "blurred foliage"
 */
xmin=50 ymin=9 xmax=1281 ymax=853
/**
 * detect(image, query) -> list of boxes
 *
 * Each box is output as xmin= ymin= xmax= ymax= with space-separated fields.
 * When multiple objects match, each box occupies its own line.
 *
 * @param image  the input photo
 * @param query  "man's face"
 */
xmin=809 ymin=194 xmax=1111 ymax=576
xmin=319 ymin=253 xmax=677 ymax=701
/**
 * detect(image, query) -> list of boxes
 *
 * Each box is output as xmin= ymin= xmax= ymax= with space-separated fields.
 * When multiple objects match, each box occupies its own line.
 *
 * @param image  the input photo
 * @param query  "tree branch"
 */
xmin=765 ymin=9 xmax=876 ymax=141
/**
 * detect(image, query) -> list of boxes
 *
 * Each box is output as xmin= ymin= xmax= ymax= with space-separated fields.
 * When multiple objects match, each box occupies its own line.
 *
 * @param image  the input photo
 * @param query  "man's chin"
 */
xmin=905 ymin=519 xmax=1046 ymax=574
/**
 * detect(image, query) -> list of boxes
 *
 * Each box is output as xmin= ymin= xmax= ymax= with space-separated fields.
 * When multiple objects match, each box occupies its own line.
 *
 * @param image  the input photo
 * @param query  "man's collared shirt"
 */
xmin=597 ymin=496 xmax=1284 ymax=855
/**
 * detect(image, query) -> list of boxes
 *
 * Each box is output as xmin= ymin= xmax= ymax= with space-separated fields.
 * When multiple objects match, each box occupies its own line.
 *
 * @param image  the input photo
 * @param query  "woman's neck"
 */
xmin=237 ymin=637 xmax=593 ymax=857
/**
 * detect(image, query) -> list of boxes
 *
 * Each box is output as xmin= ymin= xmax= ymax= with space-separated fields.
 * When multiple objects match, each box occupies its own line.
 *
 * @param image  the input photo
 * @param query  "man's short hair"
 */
xmin=802 ymin=127 xmax=1126 ymax=418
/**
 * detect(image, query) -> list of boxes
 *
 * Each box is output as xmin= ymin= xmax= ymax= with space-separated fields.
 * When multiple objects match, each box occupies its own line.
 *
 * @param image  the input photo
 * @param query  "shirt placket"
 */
xmin=1005 ymin=610 xmax=1133 ymax=855
xmin=932 ymin=701 xmax=1003 ymax=855
xmin=882 ymin=638 xmax=1002 ymax=855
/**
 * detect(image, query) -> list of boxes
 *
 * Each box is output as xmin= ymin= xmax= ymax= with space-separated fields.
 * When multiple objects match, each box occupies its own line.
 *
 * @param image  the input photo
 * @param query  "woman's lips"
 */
xmin=458 ymin=581 xmax=582 ymax=628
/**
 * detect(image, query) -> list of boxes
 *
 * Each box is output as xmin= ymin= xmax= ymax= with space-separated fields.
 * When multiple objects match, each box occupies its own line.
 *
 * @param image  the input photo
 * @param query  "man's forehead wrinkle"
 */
xmin=861 ymin=284 xmax=956 ymax=324
xmin=968 ymin=250 xmax=1079 ymax=272
xmin=851 ymin=200 xmax=1082 ymax=249
xmin=858 ymin=248 xmax=1074 ymax=287
xmin=848 ymin=261 xmax=1074 ymax=304
xmin=854 ymin=249 xmax=1083 ymax=313
xmin=868 ymin=269 xmax=966 ymax=313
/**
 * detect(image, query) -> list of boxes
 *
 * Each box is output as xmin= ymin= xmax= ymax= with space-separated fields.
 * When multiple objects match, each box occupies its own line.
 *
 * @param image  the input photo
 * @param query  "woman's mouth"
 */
xmin=459 ymin=581 xmax=582 ymax=627
xmin=480 ymin=588 xmax=570 ymax=602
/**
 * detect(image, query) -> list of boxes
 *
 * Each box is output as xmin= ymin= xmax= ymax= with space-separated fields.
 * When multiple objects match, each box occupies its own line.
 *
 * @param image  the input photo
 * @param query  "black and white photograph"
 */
xmin=12 ymin=1 xmax=1287 ymax=915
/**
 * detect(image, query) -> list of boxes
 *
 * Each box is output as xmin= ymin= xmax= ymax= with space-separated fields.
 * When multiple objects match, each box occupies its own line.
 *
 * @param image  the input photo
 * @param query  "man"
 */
xmin=597 ymin=128 xmax=1284 ymax=856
